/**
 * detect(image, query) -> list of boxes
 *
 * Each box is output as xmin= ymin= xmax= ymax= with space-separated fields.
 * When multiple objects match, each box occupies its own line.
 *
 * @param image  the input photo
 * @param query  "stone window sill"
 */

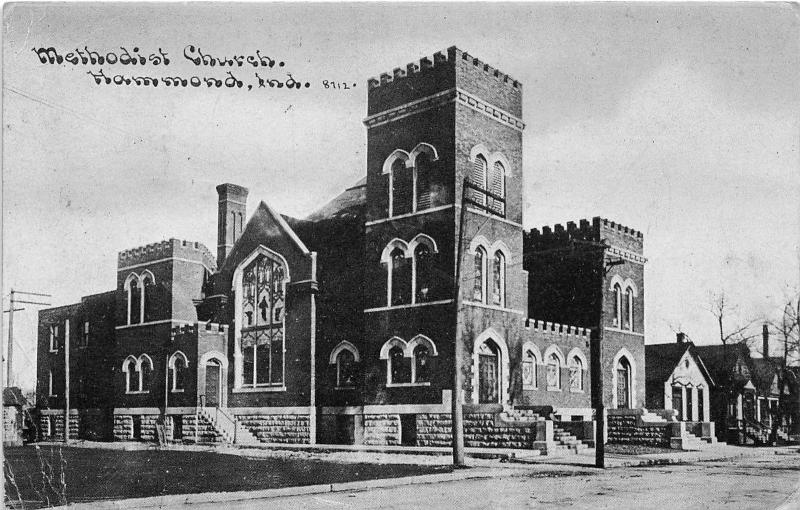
xmin=386 ymin=382 xmax=431 ymax=388
xmin=570 ymin=388 xmax=585 ymax=394
xmin=523 ymin=385 xmax=537 ymax=391
xmin=546 ymin=387 xmax=561 ymax=392
xmin=233 ymin=385 xmax=287 ymax=393
xmin=171 ymin=389 xmax=185 ymax=393
xmin=126 ymin=390 xmax=150 ymax=395
xmin=334 ymin=386 xmax=357 ymax=391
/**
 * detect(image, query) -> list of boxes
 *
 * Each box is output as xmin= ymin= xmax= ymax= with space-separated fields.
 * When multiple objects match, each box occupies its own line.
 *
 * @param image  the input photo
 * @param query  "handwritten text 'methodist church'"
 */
xmin=36 ymin=47 xmax=650 ymax=451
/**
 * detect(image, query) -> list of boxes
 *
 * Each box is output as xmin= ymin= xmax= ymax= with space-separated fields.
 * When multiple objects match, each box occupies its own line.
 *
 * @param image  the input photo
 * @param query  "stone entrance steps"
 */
xmin=197 ymin=407 xmax=261 ymax=446
xmin=552 ymin=424 xmax=591 ymax=454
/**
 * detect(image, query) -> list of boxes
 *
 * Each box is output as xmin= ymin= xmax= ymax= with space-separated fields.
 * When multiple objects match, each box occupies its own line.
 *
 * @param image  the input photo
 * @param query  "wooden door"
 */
xmin=205 ymin=361 xmax=221 ymax=407
xmin=479 ymin=352 xmax=499 ymax=403
xmin=617 ymin=363 xmax=630 ymax=409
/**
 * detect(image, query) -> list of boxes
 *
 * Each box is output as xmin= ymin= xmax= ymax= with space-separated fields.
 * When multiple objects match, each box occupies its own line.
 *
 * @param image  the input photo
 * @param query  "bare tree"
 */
xmin=763 ymin=292 xmax=800 ymax=443
xmin=706 ymin=291 xmax=759 ymax=438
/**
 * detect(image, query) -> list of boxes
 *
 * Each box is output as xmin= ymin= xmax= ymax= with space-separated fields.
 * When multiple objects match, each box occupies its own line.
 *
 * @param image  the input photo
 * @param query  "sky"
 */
xmin=3 ymin=2 xmax=799 ymax=391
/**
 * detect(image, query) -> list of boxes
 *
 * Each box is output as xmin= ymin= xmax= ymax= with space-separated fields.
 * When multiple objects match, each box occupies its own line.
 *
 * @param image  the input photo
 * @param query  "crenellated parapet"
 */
xmin=525 ymin=217 xmax=643 ymax=255
xmin=170 ymin=321 xmax=228 ymax=339
xmin=525 ymin=318 xmax=591 ymax=340
xmin=367 ymin=46 xmax=521 ymax=91
xmin=118 ymin=238 xmax=217 ymax=271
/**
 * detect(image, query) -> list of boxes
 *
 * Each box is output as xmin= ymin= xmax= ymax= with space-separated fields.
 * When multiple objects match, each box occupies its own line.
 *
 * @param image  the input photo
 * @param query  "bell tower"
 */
xmin=361 ymin=47 xmax=526 ymax=407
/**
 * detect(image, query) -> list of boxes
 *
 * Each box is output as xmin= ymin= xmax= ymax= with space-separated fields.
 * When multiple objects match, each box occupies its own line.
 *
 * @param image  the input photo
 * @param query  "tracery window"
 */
xmin=546 ymin=353 xmax=561 ymax=390
xmin=240 ymin=254 xmax=286 ymax=388
xmin=569 ymin=356 xmax=584 ymax=391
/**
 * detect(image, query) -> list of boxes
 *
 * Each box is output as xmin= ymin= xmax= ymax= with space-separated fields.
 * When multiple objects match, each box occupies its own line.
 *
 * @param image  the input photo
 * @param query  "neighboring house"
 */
xmin=35 ymin=46 xmax=647 ymax=450
xmin=3 ymin=387 xmax=30 ymax=447
xmin=645 ymin=333 xmax=715 ymax=422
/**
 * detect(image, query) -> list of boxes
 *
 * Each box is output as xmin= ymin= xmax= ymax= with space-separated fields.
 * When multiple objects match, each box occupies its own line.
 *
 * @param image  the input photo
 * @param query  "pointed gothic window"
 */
xmin=473 ymin=247 xmax=486 ymax=302
xmin=625 ymin=287 xmax=634 ymax=331
xmin=492 ymin=251 xmax=505 ymax=307
xmin=389 ymin=346 xmax=410 ymax=384
xmin=336 ymin=349 xmax=357 ymax=388
xmin=613 ymin=284 xmax=622 ymax=326
xmin=129 ymin=278 xmax=141 ymax=325
xmin=390 ymin=248 xmax=411 ymax=306
xmin=469 ymin=155 xmax=488 ymax=207
xmin=522 ymin=349 xmax=538 ymax=389
xmin=142 ymin=272 xmax=155 ymax=323
xmin=488 ymin=161 xmax=505 ymax=216
xmin=239 ymin=253 xmax=286 ymax=388
xmin=414 ymin=243 xmax=433 ymax=303
xmin=569 ymin=356 xmax=584 ymax=391
xmin=416 ymin=152 xmax=432 ymax=211
xmin=391 ymin=159 xmax=412 ymax=216
xmin=547 ymin=353 xmax=561 ymax=390
xmin=413 ymin=344 xmax=431 ymax=383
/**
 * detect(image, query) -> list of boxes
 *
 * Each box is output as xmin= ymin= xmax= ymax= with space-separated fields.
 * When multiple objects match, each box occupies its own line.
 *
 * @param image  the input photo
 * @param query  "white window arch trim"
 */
xmin=383 ymin=150 xmax=411 ymax=218
xmin=409 ymin=234 xmax=439 ymax=305
xmin=329 ymin=340 xmax=360 ymax=364
xmin=380 ymin=336 xmax=409 ymax=386
xmin=123 ymin=272 xmax=139 ymax=325
xmin=491 ymin=247 xmax=507 ymax=308
xmin=543 ymin=344 xmax=565 ymax=391
xmin=471 ymin=328 xmax=510 ymax=405
xmin=408 ymin=334 xmax=437 ymax=384
xmin=139 ymin=270 xmax=156 ymax=324
xmin=611 ymin=347 xmax=637 ymax=409
xmin=231 ymin=245 xmax=290 ymax=391
xmin=381 ymin=239 xmax=411 ymax=307
xmin=384 ymin=144 xmax=440 ymax=217
xmin=169 ymin=351 xmax=190 ymax=392
xmin=137 ymin=354 xmax=154 ymax=393
xmin=468 ymin=145 xmax=510 ymax=210
xmin=567 ymin=347 xmax=587 ymax=392
xmin=521 ymin=341 xmax=542 ymax=390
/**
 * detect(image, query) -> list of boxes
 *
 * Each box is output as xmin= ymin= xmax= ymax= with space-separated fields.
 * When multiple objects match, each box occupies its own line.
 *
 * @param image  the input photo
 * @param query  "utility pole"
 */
xmin=451 ymin=178 xmax=469 ymax=467
xmin=4 ymin=289 xmax=51 ymax=387
xmin=64 ymin=319 xmax=70 ymax=443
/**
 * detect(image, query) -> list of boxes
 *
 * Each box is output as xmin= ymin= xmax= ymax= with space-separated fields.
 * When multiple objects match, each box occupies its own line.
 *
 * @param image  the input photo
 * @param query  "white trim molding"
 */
xmin=611 ymin=347 xmax=637 ymax=409
xmin=329 ymin=341 xmax=360 ymax=364
xmin=471 ymin=328 xmax=510 ymax=405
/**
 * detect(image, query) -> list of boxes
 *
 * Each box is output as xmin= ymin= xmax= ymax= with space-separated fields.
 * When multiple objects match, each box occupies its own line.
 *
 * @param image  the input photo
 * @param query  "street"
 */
xmin=199 ymin=454 xmax=800 ymax=510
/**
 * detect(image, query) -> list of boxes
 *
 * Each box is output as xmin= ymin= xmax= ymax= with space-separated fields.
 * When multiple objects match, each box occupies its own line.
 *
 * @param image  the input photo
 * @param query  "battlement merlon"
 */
xmin=366 ymin=46 xmax=522 ymax=117
xmin=525 ymin=217 xmax=643 ymax=253
xmin=118 ymin=238 xmax=217 ymax=271
xmin=170 ymin=321 xmax=229 ymax=339
xmin=525 ymin=319 xmax=591 ymax=339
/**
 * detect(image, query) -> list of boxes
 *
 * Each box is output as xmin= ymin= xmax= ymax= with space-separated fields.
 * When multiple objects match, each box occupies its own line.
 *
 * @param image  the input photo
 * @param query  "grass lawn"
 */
xmin=4 ymin=445 xmax=451 ymax=508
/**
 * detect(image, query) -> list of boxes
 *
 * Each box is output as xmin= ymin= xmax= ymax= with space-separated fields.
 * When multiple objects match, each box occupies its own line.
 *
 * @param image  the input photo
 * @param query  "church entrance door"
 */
xmin=205 ymin=360 xmax=222 ymax=407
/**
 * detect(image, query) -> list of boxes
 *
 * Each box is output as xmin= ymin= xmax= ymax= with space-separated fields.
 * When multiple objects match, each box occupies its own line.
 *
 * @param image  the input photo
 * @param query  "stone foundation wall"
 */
xmin=363 ymin=414 xmax=401 ymax=446
xmin=112 ymin=414 xmax=158 ymax=441
xmin=38 ymin=413 xmax=78 ymax=441
xmin=607 ymin=414 xmax=670 ymax=447
xmin=236 ymin=414 xmax=310 ymax=444
xmin=362 ymin=412 xmax=539 ymax=449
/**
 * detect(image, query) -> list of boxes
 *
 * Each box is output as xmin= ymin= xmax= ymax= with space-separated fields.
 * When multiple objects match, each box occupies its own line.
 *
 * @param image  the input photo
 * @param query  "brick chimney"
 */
xmin=762 ymin=323 xmax=769 ymax=358
xmin=676 ymin=332 xmax=686 ymax=344
xmin=216 ymin=183 xmax=249 ymax=267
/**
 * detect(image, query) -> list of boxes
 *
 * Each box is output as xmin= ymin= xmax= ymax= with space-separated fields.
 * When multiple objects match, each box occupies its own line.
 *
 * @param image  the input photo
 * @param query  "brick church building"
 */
xmin=36 ymin=47 xmax=646 ymax=450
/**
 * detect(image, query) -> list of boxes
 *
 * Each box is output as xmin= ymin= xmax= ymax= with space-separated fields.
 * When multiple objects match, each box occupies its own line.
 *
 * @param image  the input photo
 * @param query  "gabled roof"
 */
xmin=694 ymin=342 xmax=752 ymax=386
xmin=750 ymin=357 xmax=781 ymax=393
xmin=3 ymin=387 xmax=28 ymax=407
xmin=646 ymin=341 xmax=715 ymax=387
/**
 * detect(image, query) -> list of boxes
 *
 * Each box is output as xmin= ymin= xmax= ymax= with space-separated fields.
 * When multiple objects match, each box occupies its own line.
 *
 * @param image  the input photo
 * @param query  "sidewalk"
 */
xmin=41 ymin=440 xmax=798 ymax=509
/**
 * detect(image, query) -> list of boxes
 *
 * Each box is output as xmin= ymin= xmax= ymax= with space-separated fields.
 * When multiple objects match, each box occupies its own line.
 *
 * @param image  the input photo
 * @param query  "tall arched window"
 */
xmin=239 ymin=252 xmax=286 ymax=388
xmin=169 ymin=352 xmax=189 ymax=392
xmin=414 ymin=243 xmax=433 ymax=303
xmin=522 ymin=349 xmax=538 ymax=389
xmin=139 ymin=355 xmax=153 ymax=392
xmin=492 ymin=251 xmax=505 ymax=307
xmin=336 ymin=349 xmax=356 ymax=388
xmin=389 ymin=346 xmax=410 ymax=384
xmin=141 ymin=272 xmax=155 ymax=323
xmin=413 ymin=345 xmax=430 ymax=383
xmin=613 ymin=284 xmax=622 ymax=326
xmin=416 ymin=152 xmax=432 ymax=211
xmin=469 ymin=154 xmax=488 ymax=207
xmin=616 ymin=357 xmax=632 ymax=408
xmin=488 ymin=161 xmax=505 ymax=216
xmin=128 ymin=278 xmax=141 ymax=325
xmin=391 ymin=159 xmax=412 ymax=216
xmin=122 ymin=356 xmax=137 ymax=393
xmin=473 ymin=247 xmax=486 ymax=302
xmin=547 ymin=353 xmax=561 ymax=390
xmin=625 ymin=287 xmax=634 ymax=331
xmin=390 ymin=247 xmax=411 ymax=306
xmin=569 ymin=356 xmax=584 ymax=391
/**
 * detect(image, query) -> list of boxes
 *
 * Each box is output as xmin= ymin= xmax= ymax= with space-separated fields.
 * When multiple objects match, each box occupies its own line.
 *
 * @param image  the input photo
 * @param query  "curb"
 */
xmin=54 ymin=467 xmax=514 ymax=509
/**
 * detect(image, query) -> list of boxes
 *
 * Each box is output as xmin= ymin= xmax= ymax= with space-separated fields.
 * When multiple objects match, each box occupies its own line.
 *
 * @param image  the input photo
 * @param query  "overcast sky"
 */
xmin=3 ymin=3 xmax=799 ymax=391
